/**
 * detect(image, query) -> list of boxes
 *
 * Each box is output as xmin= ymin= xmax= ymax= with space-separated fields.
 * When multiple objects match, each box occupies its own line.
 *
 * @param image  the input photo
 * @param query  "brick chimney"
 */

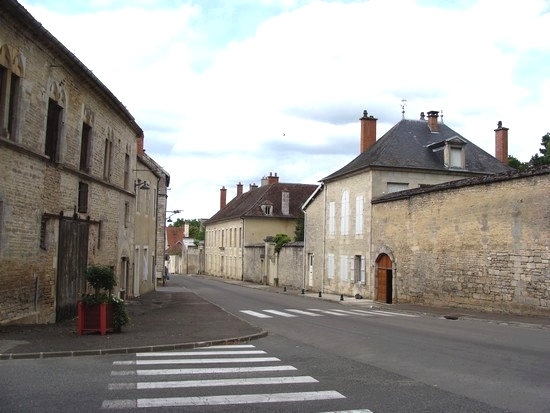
xmin=263 ymin=172 xmax=279 ymax=185
xmin=360 ymin=110 xmax=377 ymax=153
xmin=136 ymin=133 xmax=144 ymax=156
xmin=427 ymin=110 xmax=439 ymax=132
xmin=495 ymin=121 xmax=509 ymax=165
xmin=220 ymin=186 xmax=227 ymax=209
xmin=236 ymin=182 xmax=243 ymax=197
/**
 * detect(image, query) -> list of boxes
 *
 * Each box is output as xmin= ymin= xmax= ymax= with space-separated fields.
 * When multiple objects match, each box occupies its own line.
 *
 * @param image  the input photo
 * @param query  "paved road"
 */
xmin=183 ymin=275 xmax=550 ymax=413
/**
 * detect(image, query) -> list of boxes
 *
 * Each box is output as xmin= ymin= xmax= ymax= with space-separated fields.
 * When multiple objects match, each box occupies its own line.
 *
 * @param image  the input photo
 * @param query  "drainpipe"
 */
xmin=322 ymin=183 xmax=327 ymax=295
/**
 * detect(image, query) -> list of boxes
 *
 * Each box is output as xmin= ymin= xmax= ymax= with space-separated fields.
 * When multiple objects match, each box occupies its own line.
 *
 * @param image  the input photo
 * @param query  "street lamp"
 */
xmin=166 ymin=210 xmax=182 ymax=223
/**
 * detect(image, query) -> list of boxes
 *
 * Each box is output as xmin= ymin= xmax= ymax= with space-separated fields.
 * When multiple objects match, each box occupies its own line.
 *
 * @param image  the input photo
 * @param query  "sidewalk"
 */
xmin=0 ymin=277 xmax=266 ymax=360
xmin=1 ymin=274 xmax=548 ymax=360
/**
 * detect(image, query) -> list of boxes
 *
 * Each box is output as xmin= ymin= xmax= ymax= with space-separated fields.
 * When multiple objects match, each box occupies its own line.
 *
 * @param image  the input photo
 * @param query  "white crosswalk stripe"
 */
xmin=102 ymin=344 xmax=371 ymax=411
xmin=239 ymin=308 xmax=419 ymax=319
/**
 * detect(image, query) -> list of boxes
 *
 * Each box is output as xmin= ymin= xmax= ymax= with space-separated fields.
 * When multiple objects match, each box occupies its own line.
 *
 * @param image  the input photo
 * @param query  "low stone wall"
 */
xmin=372 ymin=169 xmax=550 ymax=315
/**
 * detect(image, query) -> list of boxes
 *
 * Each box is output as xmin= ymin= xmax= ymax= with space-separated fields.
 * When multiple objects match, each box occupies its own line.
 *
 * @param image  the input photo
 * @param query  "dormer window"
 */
xmin=260 ymin=201 xmax=273 ymax=216
xmin=428 ymin=136 xmax=467 ymax=169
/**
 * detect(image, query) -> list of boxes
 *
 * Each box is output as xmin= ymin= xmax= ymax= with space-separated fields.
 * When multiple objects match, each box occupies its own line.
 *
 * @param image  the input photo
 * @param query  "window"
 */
xmin=80 ymin=123 xmax=91 ymax=172
xmin=340 ymin=190 xmax=349 ymax=236
xmin=328 ymin=202 xmax=335 ymax=236
xmin=40 ymin=217 xmax=48 ymax=250
xmin=353 ymin=255 xmax=365 ymax=283
xmin=78 ymin=182 xmax=88 ymax=213
xmin=450 ymin=147 xmax=463 ymax=168
xmin=261 ymin=203 xmax=273 ymax=215
xmin=45 ymin=98 xmax=62 ymax=162
xmin=103 ymin=131 xmax=113 ymax=180
xmin=124 ymin=153 xmax=130 ymax=190
xmin=340 ymin=255 xmax=348 ymax=281
xmin=0 ymin=45 xmax=23 ymax=141
xmin=327 ymin=254 xmax=335 ymax=279
xmin=387 ymin=182 xmax=409 ymax=193
xmin=124 ymin=202 xmax=129 ymax=228
xmin=355 ymin=196 xmax=363 ymax=236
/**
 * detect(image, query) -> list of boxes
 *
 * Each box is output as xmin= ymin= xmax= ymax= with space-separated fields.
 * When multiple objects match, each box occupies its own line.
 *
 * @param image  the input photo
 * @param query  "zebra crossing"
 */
xmin=101 ymin=344 xmax=373 ymax=412
xmin=240 ymin=308 xmax=419 ymax=319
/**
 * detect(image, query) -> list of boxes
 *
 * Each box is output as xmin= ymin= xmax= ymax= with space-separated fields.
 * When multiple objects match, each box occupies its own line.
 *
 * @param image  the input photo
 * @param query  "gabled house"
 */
xmin=205 ymin=173 xmax=317 ymax=280
xmin=303 ymin=110 xmax=512 ymax=300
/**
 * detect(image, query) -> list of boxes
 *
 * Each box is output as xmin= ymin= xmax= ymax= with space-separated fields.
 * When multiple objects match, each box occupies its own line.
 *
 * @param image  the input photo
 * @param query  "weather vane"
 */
xmin=401 ymin=99 xmax=407 ymax=119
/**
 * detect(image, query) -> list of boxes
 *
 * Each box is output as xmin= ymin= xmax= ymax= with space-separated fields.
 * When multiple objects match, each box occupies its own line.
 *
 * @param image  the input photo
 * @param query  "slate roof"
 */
xmin=206 ymin=183 xmax=317 ymax=224
xmin=323 ymin=118 xmax=512 ymax=182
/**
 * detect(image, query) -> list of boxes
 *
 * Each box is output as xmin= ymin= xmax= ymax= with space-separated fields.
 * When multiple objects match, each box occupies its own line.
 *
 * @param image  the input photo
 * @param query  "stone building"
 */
xmin=205 ymin=173 xmax=316 ymax=280
xmin=133 ymin=144 xmax=170 ymax=297
xmin=303 ymin=110 xmax=512 ymax=300
xmin=0 ymin=1 xmax=167 ymax=324
xmin=371 ymin=167 xmax=549 ymax=314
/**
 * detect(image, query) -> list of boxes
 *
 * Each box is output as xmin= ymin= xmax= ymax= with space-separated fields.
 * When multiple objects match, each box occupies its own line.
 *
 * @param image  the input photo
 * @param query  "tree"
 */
xmin=171 ymin=218 xmax=205 ymax=241
xmin=509 ymin=132 xmax=550 ymax=170
xmin=529 ymin=133 xmax=550 ymax=167
xmin=294 ymin=210 xmax=305 ymax=241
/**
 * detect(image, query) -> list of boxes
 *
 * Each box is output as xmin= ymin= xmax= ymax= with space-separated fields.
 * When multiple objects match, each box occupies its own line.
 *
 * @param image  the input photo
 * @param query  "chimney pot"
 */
xmin=237 ymin=182 xmax=243 ymax=197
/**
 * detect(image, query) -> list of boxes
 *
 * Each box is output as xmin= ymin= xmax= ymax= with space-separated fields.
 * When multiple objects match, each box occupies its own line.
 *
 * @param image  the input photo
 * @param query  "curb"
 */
xmin=0 ymin=330 xmax=268 ymax=360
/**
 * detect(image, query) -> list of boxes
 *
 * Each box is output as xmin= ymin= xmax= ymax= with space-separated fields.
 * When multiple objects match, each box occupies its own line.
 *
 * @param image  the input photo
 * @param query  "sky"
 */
xmin=21 ymin=0 xmax=550 ymax=220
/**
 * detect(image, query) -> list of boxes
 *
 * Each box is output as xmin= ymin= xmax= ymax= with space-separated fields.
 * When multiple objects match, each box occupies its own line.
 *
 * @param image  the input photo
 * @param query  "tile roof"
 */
xmin=165 ymin=226 xmax=184 ymax=254
xmin=206 ymin=183 xmax=317 ymax=224
xmin=323 ymin=118 xmax=512 ymax=182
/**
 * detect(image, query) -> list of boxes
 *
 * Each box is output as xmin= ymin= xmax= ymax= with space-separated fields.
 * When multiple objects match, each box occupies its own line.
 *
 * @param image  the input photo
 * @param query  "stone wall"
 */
xmin=371 ymin=169 xmax=550 ymax=315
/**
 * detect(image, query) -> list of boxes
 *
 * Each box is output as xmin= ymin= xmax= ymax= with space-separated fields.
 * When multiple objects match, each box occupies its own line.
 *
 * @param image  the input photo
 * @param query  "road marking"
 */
xmin=240 ymin=310 xmax=273 ymax=318
xmin=308 ymin=309 xmax=350 ymax=316
xmin=136 ymin=350 xmax=266 ymax=357
xmin=109 ymin=375 xmax=318 ymax=390
xmin=111 ymin=365 xmax=298 ymax=376
xmin=351 ymin=309 xmax=394 ymax=317
xmin=286 ymin=309 xmax=324 ymax=316
xmin=329 ymin=309 xmax=373 ymax=316
xmin=263 ymin=309 xmax=298 ymax=317
xmin=320 ymin=410 xmax=374 ymax=413
xmin=115 ymin=357 xmax=280 ymax=366
xmin=370 ymin=310 xmax=419 ymax=317
xmin=102 ymin=391 xmax=346 ymax=409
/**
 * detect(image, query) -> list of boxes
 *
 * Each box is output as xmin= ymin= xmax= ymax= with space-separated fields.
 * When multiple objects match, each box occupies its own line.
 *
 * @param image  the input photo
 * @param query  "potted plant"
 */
xmin=78 ymin=265 xmax=129 ymax=335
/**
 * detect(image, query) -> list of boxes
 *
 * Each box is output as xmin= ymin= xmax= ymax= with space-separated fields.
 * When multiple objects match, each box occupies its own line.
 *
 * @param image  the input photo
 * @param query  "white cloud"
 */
xmin=21 ymin=0 xmax=550 ymax=219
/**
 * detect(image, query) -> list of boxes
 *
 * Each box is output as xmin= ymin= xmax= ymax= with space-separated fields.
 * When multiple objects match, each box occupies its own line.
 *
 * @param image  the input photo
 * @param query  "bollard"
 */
xmin=319 ymin=291 xmax=322 ymax=298
xmin=283 ymin=286 xmax=287 ymax=292
xmin=301 ymin=289 xmax=305 ymax=295
xmin=340 ymin=294 xmax=344 ymax=301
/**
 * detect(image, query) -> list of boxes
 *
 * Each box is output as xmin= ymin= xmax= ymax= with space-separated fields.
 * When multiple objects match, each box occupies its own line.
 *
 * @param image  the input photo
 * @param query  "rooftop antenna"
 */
xmin=401 ymin=99 xmax=407 ymax=119
xmin=440 ymin=109 xmax=444 ymax=124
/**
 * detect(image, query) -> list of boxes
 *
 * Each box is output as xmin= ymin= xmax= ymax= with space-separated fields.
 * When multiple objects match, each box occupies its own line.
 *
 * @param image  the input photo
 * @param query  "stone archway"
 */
xmin=375 ymin=253 xmax=393 ymax=303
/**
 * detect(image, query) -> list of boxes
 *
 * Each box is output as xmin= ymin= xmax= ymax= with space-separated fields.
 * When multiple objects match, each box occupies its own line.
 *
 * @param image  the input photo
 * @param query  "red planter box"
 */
xmin=77 ymin=302 xmax=114 ymax=335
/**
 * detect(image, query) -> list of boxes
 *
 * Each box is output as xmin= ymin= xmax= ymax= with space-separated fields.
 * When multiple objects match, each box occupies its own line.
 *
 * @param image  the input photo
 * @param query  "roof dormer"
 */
xmin=428 ymin=136 xmax=467 ymax=169
xmin=260 ymin=200 xmax=273 ymax=216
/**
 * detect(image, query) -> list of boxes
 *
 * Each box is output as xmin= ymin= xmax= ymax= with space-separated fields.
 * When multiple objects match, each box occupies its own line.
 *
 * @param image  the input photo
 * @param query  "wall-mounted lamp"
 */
xmin=134 ymin=179 xmax=150 ymax=190
xmin=167 ymin=210 xmax=182 ymax=223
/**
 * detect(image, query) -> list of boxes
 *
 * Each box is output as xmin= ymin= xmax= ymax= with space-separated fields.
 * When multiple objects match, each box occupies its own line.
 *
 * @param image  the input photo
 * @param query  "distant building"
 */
xmin=205 ymin=173 xmax=317 ymax=280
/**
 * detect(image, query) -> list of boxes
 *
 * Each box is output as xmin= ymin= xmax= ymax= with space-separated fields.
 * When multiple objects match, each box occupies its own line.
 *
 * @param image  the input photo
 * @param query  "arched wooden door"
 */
xmin=376 ymin=254 xmax=393 ymax=303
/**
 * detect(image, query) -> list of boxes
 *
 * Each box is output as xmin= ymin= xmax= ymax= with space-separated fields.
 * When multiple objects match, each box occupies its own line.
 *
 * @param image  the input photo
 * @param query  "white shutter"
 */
xmin=355 ymin=195 xmax=363 ymax=235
